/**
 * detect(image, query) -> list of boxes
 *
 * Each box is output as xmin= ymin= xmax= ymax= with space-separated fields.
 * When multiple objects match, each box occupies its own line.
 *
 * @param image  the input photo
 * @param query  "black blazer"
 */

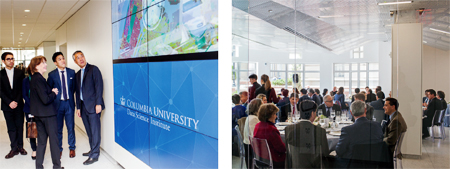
xmin=317 ymin=104 xmax=341 ymax=117
xmin=76 ymin=63 xmax=105 ymax=114
xmin=30 ymin=73 xmax=57 ymax=117
xmin=366 ymin=93 xmax=376 ymax=103
xmin=279 ymin=103 xmax=298 ymax=122
xmin=424 ymin=98 xmax=443 ymax=127
xmin=0 ymin=68 xmax=25 ymax=111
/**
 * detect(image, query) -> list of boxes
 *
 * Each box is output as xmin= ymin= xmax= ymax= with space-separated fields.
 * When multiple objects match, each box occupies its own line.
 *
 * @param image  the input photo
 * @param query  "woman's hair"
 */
xmin=28 ymin=56 xmax=47 ymax=74
xmin=257 ymin=104 xmax=279 ymax=122
xmin=248 ymin=98 xmax=263 ymax=115
xmin=256 ymin=94 xmax=266 ymax=100
xmin=314 ymin=89 xmax=321 ymax=95
xmin=26 ymin=65 xmax=32 ymax=75
xmin=368 ymin=89 xmax=373 ymax=94
xmin=293 ymin=88 xmax=300 ymax=94
xmin=261 ymin=74 xmax=271 ymax=91
xmin=232 ymin=94 xmax=240 ymax=105
xmin=338 ymin=87 xmax=344 ymax=94
xmin=322 ymin=88 xmax=328 ymax=96
xmin=437 ymin=91 xmax=445 ymax=99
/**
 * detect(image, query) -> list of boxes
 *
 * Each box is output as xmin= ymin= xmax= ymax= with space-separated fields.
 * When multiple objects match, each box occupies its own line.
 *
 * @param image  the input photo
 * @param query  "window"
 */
xmin=270 ymin=63 xmax=320 ymax=93
xmin=334 ymin=63 xmax=379 ymax=97
xmin=352 ymin=46 xmax=364 ymax=59
xmin=1 ymin=48 xmax=34 ymax=70
xmin=232 ymin=62 xmax=257 ymax=95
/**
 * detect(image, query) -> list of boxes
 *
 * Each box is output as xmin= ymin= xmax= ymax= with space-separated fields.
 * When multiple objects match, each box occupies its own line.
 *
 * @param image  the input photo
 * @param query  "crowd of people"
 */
xmin=232 ymin=73 xmax=412 ymax=168
xmin=1 ymin=51 xmax=105 ymax=169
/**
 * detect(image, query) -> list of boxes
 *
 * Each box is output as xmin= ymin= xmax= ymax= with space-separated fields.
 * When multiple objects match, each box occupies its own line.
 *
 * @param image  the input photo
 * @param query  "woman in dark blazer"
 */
xmin=29 ymin=56 xmax=63 ymax=169
xmin=22 ymin=67 xmax=37 ymax=159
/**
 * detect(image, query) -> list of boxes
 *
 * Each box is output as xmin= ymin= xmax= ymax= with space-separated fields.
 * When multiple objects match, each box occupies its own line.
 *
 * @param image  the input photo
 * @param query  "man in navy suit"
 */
xmin=47 ymin=52 xmax=77 ymax=158
xmin=73 ymin=51 xmax=104 ymax=165
xmin=335 ymin=100 xmax=383 ymax=159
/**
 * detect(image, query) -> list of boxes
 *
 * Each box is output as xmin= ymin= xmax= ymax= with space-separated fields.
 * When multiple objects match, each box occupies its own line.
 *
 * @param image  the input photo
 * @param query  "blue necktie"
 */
xmin=80 ymin=68 xmax=84 ymax=101
xmin=61 ymin=71 xmax=68 ymax=100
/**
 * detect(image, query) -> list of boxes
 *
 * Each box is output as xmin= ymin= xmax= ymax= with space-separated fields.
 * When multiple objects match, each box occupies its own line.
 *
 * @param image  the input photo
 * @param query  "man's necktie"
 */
xmin=61 ymin=71 xmax=68 ymax=100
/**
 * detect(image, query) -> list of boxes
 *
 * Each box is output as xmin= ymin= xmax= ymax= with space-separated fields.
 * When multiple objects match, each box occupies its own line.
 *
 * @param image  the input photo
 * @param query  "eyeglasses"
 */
xmin=5 ymin=58 xmax=14 ymax=61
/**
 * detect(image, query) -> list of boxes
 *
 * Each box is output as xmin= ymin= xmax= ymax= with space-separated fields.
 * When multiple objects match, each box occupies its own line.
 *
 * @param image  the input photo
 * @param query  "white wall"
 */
xmin=422 ymin=44 xmax=450 ymax=96
xmin=55 ymin=0 xmax=149 ymax=168
xmin=36 ymin=41 xmax=56 ymax=78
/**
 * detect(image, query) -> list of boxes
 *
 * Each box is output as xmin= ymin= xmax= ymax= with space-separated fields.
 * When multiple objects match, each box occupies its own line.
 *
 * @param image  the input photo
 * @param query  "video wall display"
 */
xmin=112 ymin=0 xmax=218 ymax=168
xmin=112 ymin=0 xmax=218 ymax=59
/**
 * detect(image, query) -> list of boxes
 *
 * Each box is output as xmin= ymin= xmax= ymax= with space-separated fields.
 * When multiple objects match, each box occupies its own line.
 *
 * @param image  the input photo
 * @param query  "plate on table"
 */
xmin=277 ymin=122 xmax=291 ymax=126
xmin=330 ymin=131 xmax=341 ymax=136
xmin=276 ymin=126 xmax=286 ymax=131
xmin=340 ymin=121 xmax=353 ymax=124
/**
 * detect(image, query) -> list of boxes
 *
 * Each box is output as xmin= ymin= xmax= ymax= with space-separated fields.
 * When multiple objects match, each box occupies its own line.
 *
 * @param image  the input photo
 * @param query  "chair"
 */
xmin=431 ymin=110 xmax=446 ymax=142
xmin=373 ymin=110 xmax=385 ymax=124
xmin=250 ymin=137 xmax=273 ymax=169
xmin=347 ymin=142 xmax=392 ymax=168
xmin=393 ymin=132 xmax=406 ymax=169
xmin=234 ymin=126 xmax=245 ymax=169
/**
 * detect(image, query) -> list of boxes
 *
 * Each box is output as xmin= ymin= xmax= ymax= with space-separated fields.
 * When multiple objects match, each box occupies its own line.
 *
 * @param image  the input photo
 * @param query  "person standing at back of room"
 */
xmin=1 ymin=52 xmax=27 ymax=159
xmin=47 ymin=52 xmax=77 ymax=158
xmin=73 ymin=51 xmax=105 ymax=165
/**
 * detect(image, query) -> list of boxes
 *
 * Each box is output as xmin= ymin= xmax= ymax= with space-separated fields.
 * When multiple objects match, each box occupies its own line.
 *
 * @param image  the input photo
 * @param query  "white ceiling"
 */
xmin=0 ymin=0 xmax=89 ymax=48
xmin=233 ymin=0 xmax=450 ymax=53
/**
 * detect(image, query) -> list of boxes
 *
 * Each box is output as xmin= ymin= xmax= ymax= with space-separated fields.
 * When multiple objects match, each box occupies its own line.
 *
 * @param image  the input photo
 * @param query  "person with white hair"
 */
xmin=335 ymin=101 xmax=383 ymax=159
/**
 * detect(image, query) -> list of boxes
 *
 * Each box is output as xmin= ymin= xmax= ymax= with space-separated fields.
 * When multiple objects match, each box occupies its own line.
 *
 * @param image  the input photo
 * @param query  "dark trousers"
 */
xmin=81 ymin=101 xmax=101 ymax=159
xmin=35 ymin=116 xmax=61 ymax=169
xmin=244 ymin=143 xmax=254 ymax=169
xmin=57 ymin=101 xmax=76 ymax=151
xmin=25 ymin=113 xmax=37 ymax=151
xmin=3 ymin=110 xmax=24 ymax=151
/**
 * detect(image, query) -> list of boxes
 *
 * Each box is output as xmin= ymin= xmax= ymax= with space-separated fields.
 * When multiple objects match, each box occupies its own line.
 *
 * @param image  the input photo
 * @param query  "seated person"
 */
xmin=335 ymin=101 xmax=383 ymax=159
xmin=370 ymin=91 xmax=385 ymax=111
xmin=285 ymin=100 xmax=330 ymax=168
xmin=354 ymin=93 xmax=374 ymax=121
xmin=299 ymin=88 xmax=312 ymax=103
xmin=232 ymin=94 xmax=247 ymax=136
xmin=437 ymin=91 xmax=447 ymax=110
xmin=253 ymin=104 xmax=286 ymax=169
xmin=256 ymin=94 xmax=267 ymax=104
xmin=243 ymin=98 xmax=263 ymax=169
xmin=279 ymin=93 xmax=299 ymax=122
xmin=276 ymin=89 xmax=290 ymax=108
xmin=383 ymin=98 xmax=407 ymax=158
xmin=239 ymin=91 xmax=249 ymax=108
xmin=318 ymin=95 xmax=341 ymax=117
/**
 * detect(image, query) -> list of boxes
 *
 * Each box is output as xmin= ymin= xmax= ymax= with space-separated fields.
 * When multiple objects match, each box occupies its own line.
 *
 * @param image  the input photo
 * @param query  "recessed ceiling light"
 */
xmin=20 ymin=35 xmax=23 ymax=36
xmin=378 ymin=1 xmax=413 ymax=5
xmin=22 ymin=24 xmax=26 ymax=26
xmin=423 ymin=41 xmax=427 ymax=43
xmin=20 ymin=32 xmax=24 ymax=34
xmin=24 ymin=9 xmax=30 ymax=12
xmin=19 ymin=38 xmax=22 ymax=40
xmin=18 ymin=42 xmax=21 ymax=44
xmin=318 ymin=15 xmax=344 ymax=18
xmin=18 ymin=45 xmax=21 ymax=47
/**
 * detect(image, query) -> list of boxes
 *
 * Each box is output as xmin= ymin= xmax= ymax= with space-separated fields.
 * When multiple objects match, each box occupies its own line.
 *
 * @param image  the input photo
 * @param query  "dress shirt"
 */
xmin=389 ymin=111 xmax=396 ymax=121
xmin=5 ymin=68 xmax=14 ymax=89
xmin=80 ymin=66 xmax=85 ymax=101
xmin=58 ymin=68 xmax=70 ymax=100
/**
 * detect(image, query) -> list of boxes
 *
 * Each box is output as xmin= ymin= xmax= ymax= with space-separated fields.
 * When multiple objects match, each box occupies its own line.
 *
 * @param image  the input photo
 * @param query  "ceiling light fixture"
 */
xmin=22 ymin=24 xmax=26 ymax=26
xmin=18 ymin=42 xmax=21 ymax=44
xmin=423 ymin=41 xmax=427 ymax=43
xmin=318 ymin=15 xmax=344 ymax=18
xmin=268 ymin=10 xmax=273 ymax=13
xmin=19 ymin=38 xmax=22 ymax=40
xmin=385 ymin=24 xmax=392 ymax=27
xmin=24 ymin=9 xmax=30 ymax=12
xmin=378 ymin=1 xmax=413 ymax=6
xmin=20 ymin=32 xmax=24 ymax=34
xmin=367 ymin=32 xmax=385 ymax=35
xmin=430 ymin=28 xmax=450 ymax=35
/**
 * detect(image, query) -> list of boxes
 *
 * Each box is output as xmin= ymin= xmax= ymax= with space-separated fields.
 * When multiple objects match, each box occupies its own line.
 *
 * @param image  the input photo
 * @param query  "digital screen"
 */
xmin=113 ymin=60 xmax=218 ymax=168
xmin=112 ymin=0 xmax=218 ymax=59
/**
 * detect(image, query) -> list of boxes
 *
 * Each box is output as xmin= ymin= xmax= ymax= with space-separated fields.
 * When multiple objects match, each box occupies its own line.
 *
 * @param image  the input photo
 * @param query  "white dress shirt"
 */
xmin=5 ymin=68 xmax=14 ymax=89
xmin=58 ymin=68 xmax=70 ymax=100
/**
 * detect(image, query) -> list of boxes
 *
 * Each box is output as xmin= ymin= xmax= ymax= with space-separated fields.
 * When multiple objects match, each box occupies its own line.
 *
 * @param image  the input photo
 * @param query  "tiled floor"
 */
xmin=0 ymin=110 xmax=123 ymax=169
xmin=232 ymin=127 xmax=450 ymax=169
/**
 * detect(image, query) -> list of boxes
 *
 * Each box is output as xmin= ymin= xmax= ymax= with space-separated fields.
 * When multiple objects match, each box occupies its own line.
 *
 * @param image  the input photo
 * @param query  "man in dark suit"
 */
xmin=370 ymin=91 xmax=385 ymax=111
xmin=351 ymin=88 xmax=360 ymax=103
xmin=365 ymin=89 xmax=377 ymax=103
xmin=0 ymin=52 xmax=26 ymax=158
xmin=285 ymin=100 xmax=329 ymax=168
xmin=383 ymin=98 xmax=407 ymax=157
xmin=317 ymin=95 xmax=341 ymax=117
xmin=308 ymin=88 xmax=321 ymax=105
xmin=47 ymin=52 xmax=77 ymax=158
xmin=423 ymin=89 xmax=430 ymax=107
xmin=279 ymin=93 xmax=299 ymax=122
xmin=73 ymin=51 xmax=105 ymax=165
xmin=422 ymin=89 xmax=443 ymax=139
xmin=335 ymin=101 xmax=384 ymax=159
xmin=248 ymin=74 xmax=260 ymax=102
xmin=298 ymin=88 xmax=311 ymax=103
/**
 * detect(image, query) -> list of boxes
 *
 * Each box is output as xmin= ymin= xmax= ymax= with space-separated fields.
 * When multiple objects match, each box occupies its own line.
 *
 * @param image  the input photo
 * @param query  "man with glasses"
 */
xmin=72 ymin=51 xmax=104 ymax=165
xmin=1 ymin=52 xmax=26 ymax=158
xmin=317 ymin=95 xmax=341 ymax=117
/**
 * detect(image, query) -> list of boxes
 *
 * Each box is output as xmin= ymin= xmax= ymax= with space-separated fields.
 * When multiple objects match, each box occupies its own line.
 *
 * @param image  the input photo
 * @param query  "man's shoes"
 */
xmin=18 ymin=148 xmax=27 ymax=155
xmin=5 ymin=150 xmax=17 ymax=159
xmin=83 ymin=158 xmax=98 ymax=165
xmin=82 ymin=151 xmax=90 ymax=157
xmin=60 ymin=151 xmax=62 ymax=159
xmin=422 ymin=135 xmax=430 ymax=139
xmin=69 ymin=150 xmax=76 ymax=158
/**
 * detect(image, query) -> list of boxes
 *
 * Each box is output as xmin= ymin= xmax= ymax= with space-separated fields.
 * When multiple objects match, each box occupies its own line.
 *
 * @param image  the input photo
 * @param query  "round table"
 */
xmin=276 ymin=122 xmax=353 ymax=151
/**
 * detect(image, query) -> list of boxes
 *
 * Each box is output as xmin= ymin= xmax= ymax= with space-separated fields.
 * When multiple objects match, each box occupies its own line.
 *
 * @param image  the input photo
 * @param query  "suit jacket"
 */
xmin=0 ymin=68 xmax=25 ymax=111
xmin=311 ymin=94 xmax=321 ymax=105
xmin=317 ymin=104 xmax=341 ymax=117
xmin=318 ymin=94 xmax=323 ymax=104
xmin=366 ymin=93 xmax=377 ymax=103
xmin=253 ymin=121 xmax=286 ymax=162
xmin=335 ymin=117 xmax=384 ymax=159
xmin=30 ymin=73 xmax=57 ymax=117
xmin=254 ymin=84 xmax=266 ymax=99
xmin=47 ymin=68 xmax=76 ymax=111
xmin=370 ymin=99 xmax=384 ymax=110
xmin=22 ymin=77 xmax=31 ymax=113
xmin=424 ymin=97 xmax=443 ymax=127
xmin=279 ymin=103 xmax=298 ymax=122
xmin=248 ymin=82 xmax=261 ymax=102
xmin=441 ymin=99 xmax=447 ymax=110
xmin=75 ymin=63 xmax=105 ymax=114
xmin=383 ymin=111 xmax=407 ymax=156
xmin=285 ymin=120 xmax=329 ymax=168
xmin=298 ymin=95 xmax=311 ymax=103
